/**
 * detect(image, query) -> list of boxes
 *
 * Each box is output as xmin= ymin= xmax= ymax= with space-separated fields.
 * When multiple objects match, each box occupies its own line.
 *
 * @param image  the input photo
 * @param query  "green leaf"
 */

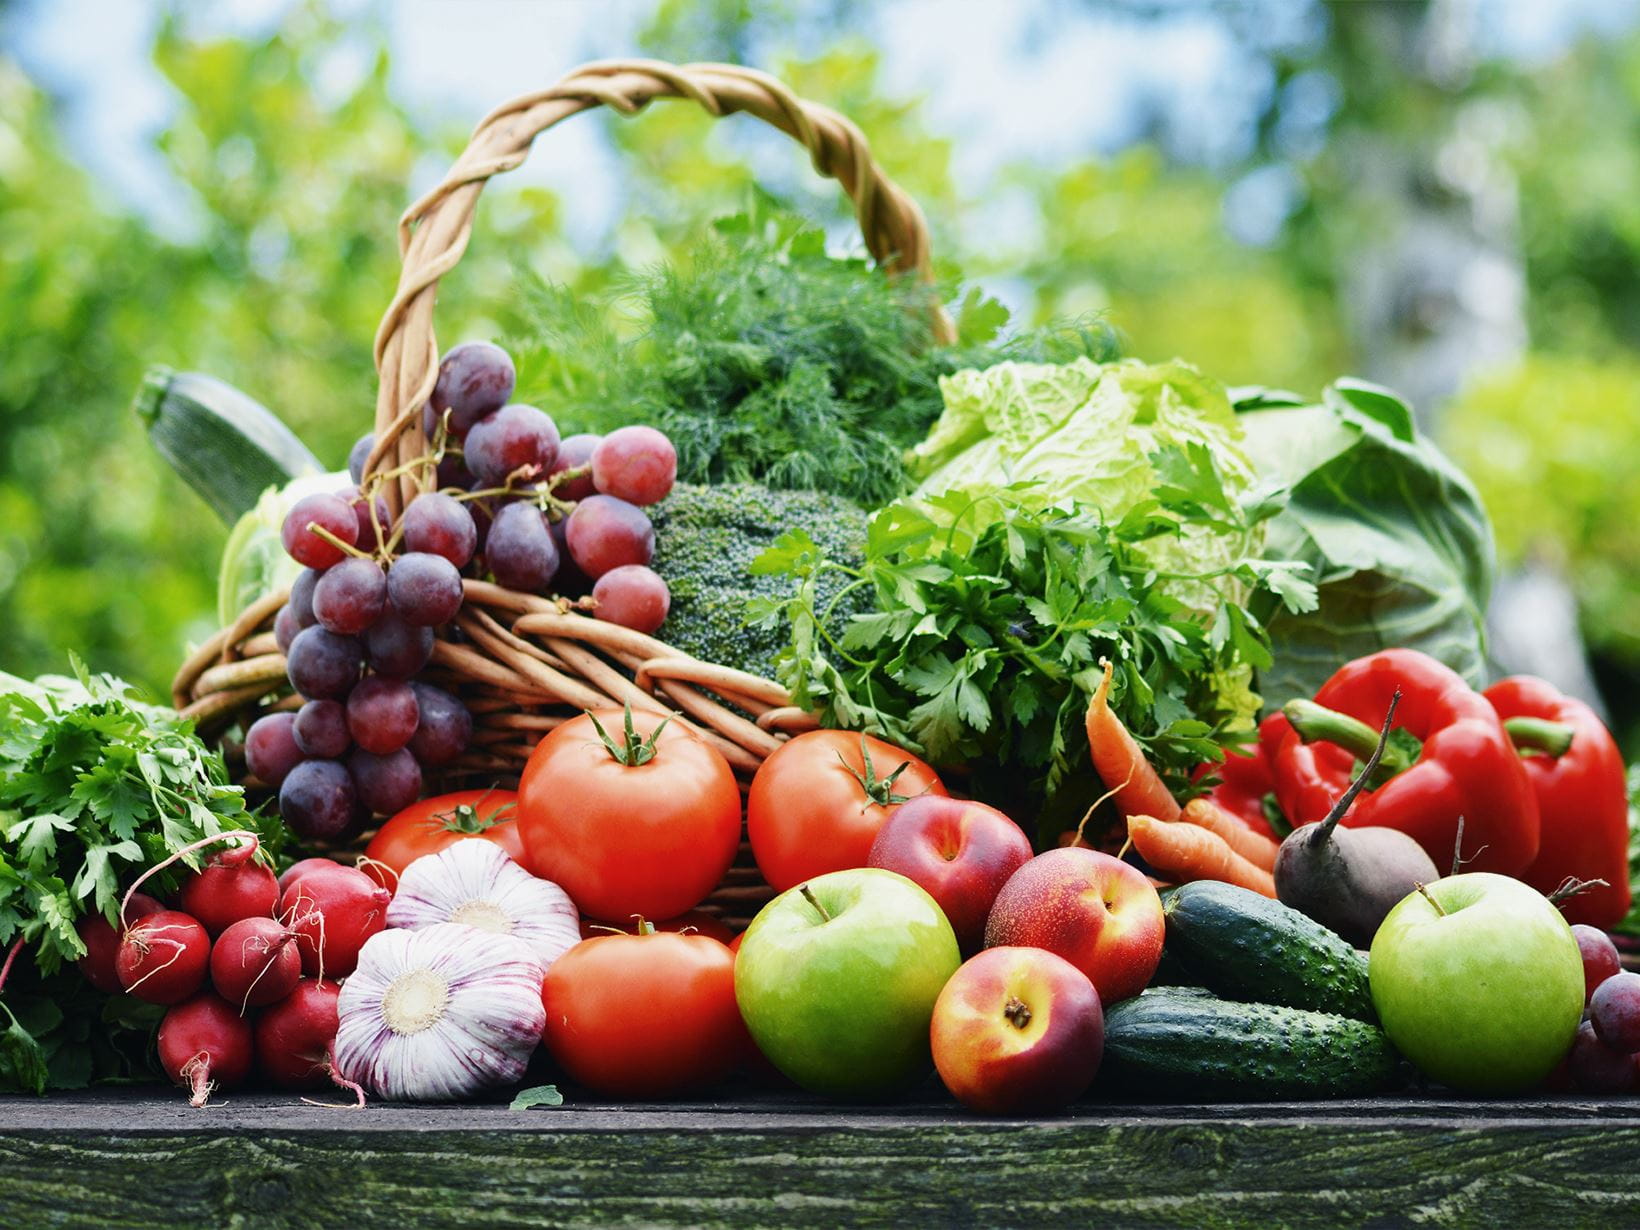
xmin=5 ymin=813 xmax=73 ymax=871
xmin=0 ymin=1003 xmax=49 ymax=1095
xmin=510 ymin=1085 xmax=565 ymax=1111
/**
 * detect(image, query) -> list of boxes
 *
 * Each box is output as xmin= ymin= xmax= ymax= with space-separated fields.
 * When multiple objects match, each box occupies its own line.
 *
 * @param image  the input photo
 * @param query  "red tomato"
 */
xmin=578 ymin=909 xmax=737 ymax=945
xmin=541 ymin=928 xmax=746 ymax=1098
xmin=747 ymin=729 xmax=945 ymax=892
xmin=517 ymin=709 xmax=741 ymax=921
xmin=362 ymin=790 xmax=523 ymax=889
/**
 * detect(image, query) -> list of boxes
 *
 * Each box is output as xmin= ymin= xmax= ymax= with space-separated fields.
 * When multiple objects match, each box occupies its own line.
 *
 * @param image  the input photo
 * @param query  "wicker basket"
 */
xmin=170 ymin=59 xmax=951 ymax=927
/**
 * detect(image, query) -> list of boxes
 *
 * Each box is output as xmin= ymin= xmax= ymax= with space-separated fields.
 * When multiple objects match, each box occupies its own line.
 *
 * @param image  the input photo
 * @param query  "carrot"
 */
xmin=1127 ymin=814 xmax=1277 ymax=897
xmin=1181 ymin=797 xmax=1280 ymax=874
xmin=1085 ymin=660 xmax=1180 ymax=823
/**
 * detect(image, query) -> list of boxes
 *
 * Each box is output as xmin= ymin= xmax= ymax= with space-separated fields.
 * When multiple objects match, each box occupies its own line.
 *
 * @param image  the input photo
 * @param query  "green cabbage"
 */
xmin=909 ymin=357 xmax=1263 ymax=614
xmin=1235 ymin=380 xmax=1495 ymax=709
xmin=216 ymin=471 xmax=349 ymax=625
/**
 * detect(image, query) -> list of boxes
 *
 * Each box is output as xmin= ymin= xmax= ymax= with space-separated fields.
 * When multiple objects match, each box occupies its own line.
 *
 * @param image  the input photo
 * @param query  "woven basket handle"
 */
xmin=367 ymin=58 xmax=951 ymax=512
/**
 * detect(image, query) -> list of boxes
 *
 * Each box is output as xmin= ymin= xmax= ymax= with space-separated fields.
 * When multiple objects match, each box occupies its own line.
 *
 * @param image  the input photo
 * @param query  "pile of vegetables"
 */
xmin=7 ymin=201 xmax=1638 ymax=1120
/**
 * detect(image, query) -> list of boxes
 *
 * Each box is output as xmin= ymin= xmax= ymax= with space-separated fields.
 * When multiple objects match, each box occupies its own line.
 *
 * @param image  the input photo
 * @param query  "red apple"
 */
xmin=867 ymin=796 xmax=1033 ymax=952
xmin=983 ymin=847 xmax=1164 ymax=1004
xmin=931 ymin=946 xmax=1104 ymax=1114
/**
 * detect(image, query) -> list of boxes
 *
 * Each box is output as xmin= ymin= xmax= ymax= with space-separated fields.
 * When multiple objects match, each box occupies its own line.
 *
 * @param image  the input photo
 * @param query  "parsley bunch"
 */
xmin=751 ymin=457 xmax=1315 ymax=843
xmin=0 ymin=663 xmax=283 ymax=973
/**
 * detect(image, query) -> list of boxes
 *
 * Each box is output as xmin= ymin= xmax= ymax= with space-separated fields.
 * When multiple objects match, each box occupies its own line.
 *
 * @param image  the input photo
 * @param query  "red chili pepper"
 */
xmin=1194 ymin=713 xmax=1290 ymax=840
xmin=1271 ymin=649 xmax=1540 ymax=876
xmin=1484 ymin=676 xmax=1630 ymax=929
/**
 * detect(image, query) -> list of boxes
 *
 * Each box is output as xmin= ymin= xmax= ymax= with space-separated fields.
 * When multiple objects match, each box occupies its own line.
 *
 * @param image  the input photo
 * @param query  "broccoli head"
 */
xmin=647 ymin=482 xmax=870 ymax=680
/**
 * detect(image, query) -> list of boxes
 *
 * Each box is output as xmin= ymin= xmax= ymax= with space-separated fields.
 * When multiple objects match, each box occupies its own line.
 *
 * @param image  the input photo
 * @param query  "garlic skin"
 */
xmin=386 ymin=840 xmax=581 ymax=971
xmin=335 ymin=923 xmax=547 ymax=1101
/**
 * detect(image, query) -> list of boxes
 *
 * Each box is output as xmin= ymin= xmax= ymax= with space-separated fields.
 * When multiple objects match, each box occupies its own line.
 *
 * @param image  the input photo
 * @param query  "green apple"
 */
xmin=1369 ymin=872 xmax=1583 ymax=1094
xmin=735 ymin=868 xmax=961 ymax=1098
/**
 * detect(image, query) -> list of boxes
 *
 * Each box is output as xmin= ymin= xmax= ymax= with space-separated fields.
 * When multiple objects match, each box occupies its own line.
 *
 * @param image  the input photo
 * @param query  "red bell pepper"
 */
xmin=1484 ymin=676 xmax=1630 ymax=929
xmin=1271 ymin=649 xmax=1540 ymax=876
xmin=1193 ymin=713 xmax=1290 ymax=840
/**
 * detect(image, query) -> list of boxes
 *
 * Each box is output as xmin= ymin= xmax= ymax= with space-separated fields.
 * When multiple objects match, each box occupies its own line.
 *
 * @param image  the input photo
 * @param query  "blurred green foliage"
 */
xmin=3 ymin=0 xmax=1640 ymax=752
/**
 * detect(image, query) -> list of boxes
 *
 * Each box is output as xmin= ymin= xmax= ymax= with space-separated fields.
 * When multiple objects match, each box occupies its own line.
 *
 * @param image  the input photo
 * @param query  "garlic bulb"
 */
xmin=386 ymin=840 xmax=581 ymax=971
xmin=335 ymin=923 xmax=546 ymax=1101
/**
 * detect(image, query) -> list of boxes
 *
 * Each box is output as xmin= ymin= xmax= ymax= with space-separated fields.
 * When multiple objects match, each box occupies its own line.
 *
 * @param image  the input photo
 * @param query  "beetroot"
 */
xmin=115 ymin=910 xmax=211 ymax=1004
xmin=210 ymin=916 xmax=302 ymax=1010
xmin=75 ymin=892 xmax=163 ymax=993
xmin=158 ymin=992 xmax=255 ymax=1107
xmin=179 ymin=858 xmax=280 ymax=937
xmin=280 ymin=866 xmax=391 ymax=978
xmin=255 ymin=979 xmax=342 ymax=1089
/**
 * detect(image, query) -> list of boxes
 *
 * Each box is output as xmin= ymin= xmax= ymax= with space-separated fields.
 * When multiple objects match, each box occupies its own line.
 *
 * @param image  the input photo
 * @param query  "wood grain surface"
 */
xmin=3 ymin=1088 xmax=1638 ymax=1229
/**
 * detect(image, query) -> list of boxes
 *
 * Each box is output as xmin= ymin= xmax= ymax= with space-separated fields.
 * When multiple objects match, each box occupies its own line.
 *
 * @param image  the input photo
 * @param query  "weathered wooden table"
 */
xmin=2 ymin=1087 xmax=1636 ymax=1228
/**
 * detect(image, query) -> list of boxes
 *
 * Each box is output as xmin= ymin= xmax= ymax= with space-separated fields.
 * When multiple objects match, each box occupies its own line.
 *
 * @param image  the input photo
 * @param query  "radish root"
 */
xmin=180 ymin=1052 xmax=217 ymax=1109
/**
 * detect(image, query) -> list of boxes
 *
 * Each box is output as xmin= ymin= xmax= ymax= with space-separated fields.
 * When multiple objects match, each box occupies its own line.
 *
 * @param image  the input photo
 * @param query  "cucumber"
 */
xmin=1162 ymin=880 xmax=1375 ymax=1021
xmin=1102 ymin=987 xmax=1399 ymax=1100
xmin=134 ymin=367 xmax=324 ymax=525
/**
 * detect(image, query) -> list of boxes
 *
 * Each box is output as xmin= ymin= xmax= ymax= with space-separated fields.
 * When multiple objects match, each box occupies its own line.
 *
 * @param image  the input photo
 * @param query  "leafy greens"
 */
xmin=1233 ymin=380 xmax=1496 ymax=709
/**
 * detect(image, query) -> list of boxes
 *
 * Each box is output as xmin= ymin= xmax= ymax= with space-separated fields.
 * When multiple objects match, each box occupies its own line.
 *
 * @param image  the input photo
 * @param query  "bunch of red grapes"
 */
xmin=244 ymin=340 xmax=677 ymax=842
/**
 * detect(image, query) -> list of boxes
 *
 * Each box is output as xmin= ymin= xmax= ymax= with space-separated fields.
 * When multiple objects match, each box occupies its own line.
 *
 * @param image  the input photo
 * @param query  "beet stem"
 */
xmin=1316 ymin=690 xmax=1402 ymax=840
xmin=0 ymin=938 xmax=23 ymax=997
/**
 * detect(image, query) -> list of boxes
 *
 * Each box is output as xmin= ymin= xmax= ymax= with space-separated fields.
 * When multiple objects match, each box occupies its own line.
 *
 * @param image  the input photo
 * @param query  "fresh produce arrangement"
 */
xmin=6 ymin=61 xmax=1639 ymax=1119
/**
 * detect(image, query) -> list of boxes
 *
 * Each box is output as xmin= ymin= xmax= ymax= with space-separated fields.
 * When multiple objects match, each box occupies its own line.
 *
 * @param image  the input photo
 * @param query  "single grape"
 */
xmin=591 ymin=425 xmax=677 ymax=505
xmin=285 ymin=626 xmax=363 ymax=701
xmin=281 ymin=493 xmax=359 ymax=569
xmin=463 ymin=403 xmax=561 ymax=486
xmin=274 ymin=604 xmax=300 ymax=653
xmin=402 ymin=492 xmax=478 ymax=569
xmin=436 ymin=451 xmax=474 ymax=490
xmin=347 ymin=433 xmax=375 ymax=485
xmin=549 ymin=432 xmax=601 ymax=501
xmin=564 ymin=494 xmax=654 ymax=578
xmin=1568 ymin=1019 xmax=1639 ymax=1093
xmin=431 ymin=341 xmax=515 ymax=437
xmin=1591 ymin=971 xmax=1640 ymax=1052
xmin=407 ymin=683 xmax=472 ymax=766
xmin=346 ymin=676 xmax=420 ymax=756
xmin=387 ymin=552 xmax=465 ymax=626
xmin=279 ymin=759 xmax=360 ymax=842
xmin=245 ymin=713 xmax=303 ymax=788
xmin=548 ymin=517 xmax=592 ymax=597
xmin=293 ymin=699 xmax=351 ymax=759
xmin=290 ymin=568 xmax=321 ymax=628
xmin=591 ymin=564 xmax=670 ymax=634
xmin=485 ymin=502 xmax=559 ymax=592
xmin=363 ymin=609 xmax=435 ymax=678
xmin=348 ymin=747 xmax=422 ymax=816
xmin=312 ymin=557 xmax=387 ymax=636
xmin=350 ymin=489 xmax=392 ymax=552
xmin=1574 ymin=924 xmax=1623 ymax=1003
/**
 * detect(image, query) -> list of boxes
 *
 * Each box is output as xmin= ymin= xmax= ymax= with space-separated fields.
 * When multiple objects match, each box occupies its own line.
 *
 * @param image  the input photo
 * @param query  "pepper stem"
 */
xmin=1504 ymin=716 xmax=1576 ymax=758
xmin=799 ymin=884 xmax=833 ymax=924
xmin=1285 ymin=697 xmax=1413 ymax=787
xmin=1314 ymin=690 xmax=1402 ymax=840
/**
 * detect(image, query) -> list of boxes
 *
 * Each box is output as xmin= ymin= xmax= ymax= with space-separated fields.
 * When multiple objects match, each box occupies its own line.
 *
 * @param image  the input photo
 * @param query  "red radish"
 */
xmin=180 ymin=858 xmax=279 ymax=937
xmin=278 ymin=857 xmax=348 ymax=895
xmin=75 ymin=892 xmax=163 ymax=993
xmin=280 ymin=867 xmax=391 ymax=978
xmin=158 ymin=992 xmax=254 ymax=1108
xmin=115 ymin=910 xmax=210 ymax=1004
xmin=255 ymin=979 xmax=341 ymax=1089
xmin=210 ymin=916 xmax=302 ymax=1011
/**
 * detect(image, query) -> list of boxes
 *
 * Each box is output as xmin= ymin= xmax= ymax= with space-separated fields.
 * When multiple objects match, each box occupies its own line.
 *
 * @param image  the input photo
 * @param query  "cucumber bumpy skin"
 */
xmin=1102 ymin=987 xmax=1400 ymax=1100
xmin=1161 ymin=880 xmax=1376 ymax=1021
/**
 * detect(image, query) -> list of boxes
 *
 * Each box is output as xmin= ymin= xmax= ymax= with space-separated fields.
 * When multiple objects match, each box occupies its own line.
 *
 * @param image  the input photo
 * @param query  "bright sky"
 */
xmin=5 ymin=0 xmax=1636 ymax=251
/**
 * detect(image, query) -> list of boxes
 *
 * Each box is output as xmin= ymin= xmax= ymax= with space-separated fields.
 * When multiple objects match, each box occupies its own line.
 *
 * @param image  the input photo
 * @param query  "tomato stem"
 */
xmin=586 ymin=705 xmax=671 ymax=767
xmin=838 ymin=734 xmax=914 ymax=808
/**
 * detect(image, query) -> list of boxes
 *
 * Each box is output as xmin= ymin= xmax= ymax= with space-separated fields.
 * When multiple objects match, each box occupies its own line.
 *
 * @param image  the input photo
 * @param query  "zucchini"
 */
xmin=1162 ymin=880 xmax=1375 ymax=1021
xmin=134 ymin=367 xmax=324 ymax=525
xmin=1102 ymin=987 xmax=1399 ymax=1100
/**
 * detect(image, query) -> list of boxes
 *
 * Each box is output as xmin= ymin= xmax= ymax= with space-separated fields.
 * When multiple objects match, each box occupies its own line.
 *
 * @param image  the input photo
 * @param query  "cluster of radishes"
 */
xmin=75 ymin=834 xmax=389 ymax=1107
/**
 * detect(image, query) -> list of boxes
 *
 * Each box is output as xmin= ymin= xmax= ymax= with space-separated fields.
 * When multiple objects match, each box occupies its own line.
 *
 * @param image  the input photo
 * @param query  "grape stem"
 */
xmin=306 ymin=522 xmax=373 ymax=562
